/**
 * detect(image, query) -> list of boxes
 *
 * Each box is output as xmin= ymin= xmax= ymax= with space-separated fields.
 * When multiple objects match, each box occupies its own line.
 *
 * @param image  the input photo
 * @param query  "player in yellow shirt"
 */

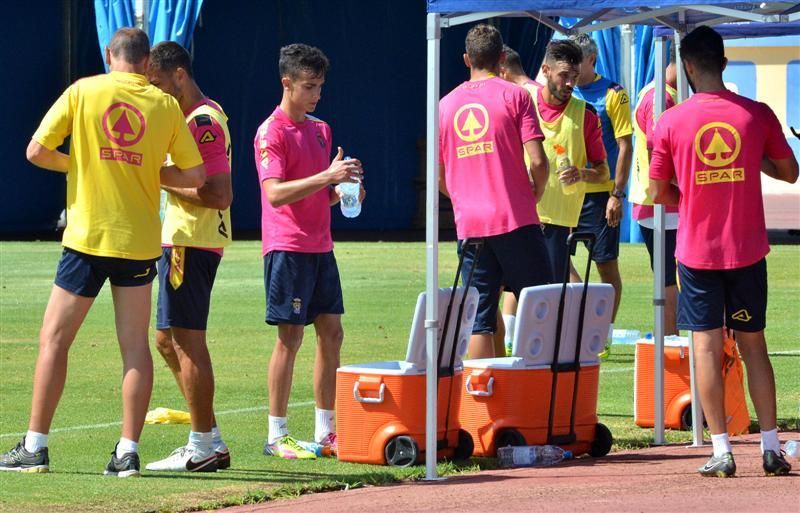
xmin=144 ymin=41 xmax=233 ymax=473
xmin=571 ymin=34 xmax=634 ymax=357
xmin=0 ymin=28 xmax=204 ymax=477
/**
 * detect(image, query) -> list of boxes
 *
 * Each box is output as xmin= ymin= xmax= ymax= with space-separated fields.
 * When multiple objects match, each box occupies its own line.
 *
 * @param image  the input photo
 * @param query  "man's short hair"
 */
xmin=570 ymin=34 xmax=598 ymax=60
xmin=502 ymin=44 xmax=525 ymax=74
xmin=108 ymin=27 xmax=150 ymax=65
xmin=279 ymin=44 xmax=329 ymax=80
xmin=679 ymin=26 xmax=725 ymax=74
xmin=149 ymin=41 xmax=193 ymax=77
xmin=465 ymin=24 xmax=503 ymax=70
xmin=544 ymin=39 xmax=583 ymax=66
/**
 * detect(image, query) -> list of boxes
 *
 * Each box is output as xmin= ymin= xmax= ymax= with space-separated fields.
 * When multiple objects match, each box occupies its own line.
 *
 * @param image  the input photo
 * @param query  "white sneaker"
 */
xmin=145 ymin=446 xmax=218 ymax=472
xmin=214 ymin=440 xmax=231 ymax=470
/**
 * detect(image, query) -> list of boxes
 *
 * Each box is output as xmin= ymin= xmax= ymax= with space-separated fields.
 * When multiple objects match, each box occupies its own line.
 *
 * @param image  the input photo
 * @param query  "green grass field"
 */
xmin=1 ymin=241 xmax=798 ymax=513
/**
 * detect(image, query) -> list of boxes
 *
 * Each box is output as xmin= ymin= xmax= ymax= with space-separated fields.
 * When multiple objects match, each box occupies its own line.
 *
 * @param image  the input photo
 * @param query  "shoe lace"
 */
xmin=280 ymin=436 xmax=308 ymax=453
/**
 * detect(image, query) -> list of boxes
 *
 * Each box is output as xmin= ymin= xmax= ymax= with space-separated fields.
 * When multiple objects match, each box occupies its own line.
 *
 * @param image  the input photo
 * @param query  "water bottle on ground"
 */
xmin=339 ymin=156 xmax=361 ymax=218
xmin=554 ymin=144 xmax=578 ymax=195
xmin=497 ymin=444 xmax=572 ymax=468
xmin=612 ymin=329 xmax=641 ymax=345
xmin=785 ymin=440 xmax=799 ymax=459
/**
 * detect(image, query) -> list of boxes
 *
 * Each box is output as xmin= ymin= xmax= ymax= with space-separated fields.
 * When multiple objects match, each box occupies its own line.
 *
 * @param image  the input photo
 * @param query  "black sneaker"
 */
xmin=104 ymin=444 xmax=140 ymax=478
xmin=698 ymin=452 xmax=736 ymax=478
xmin=0 ymin=439 xmax=49 ymax=473
xmin=763 ymin=450 xmax=792 ymax=476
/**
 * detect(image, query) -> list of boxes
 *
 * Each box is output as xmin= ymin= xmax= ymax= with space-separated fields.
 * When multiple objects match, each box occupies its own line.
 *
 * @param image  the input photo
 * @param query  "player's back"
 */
xmin=37 ymin=71 xmax=200 ymax=260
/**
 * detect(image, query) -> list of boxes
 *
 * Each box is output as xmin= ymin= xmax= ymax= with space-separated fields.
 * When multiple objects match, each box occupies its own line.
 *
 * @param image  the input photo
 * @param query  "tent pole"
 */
xmin=673 ymin=28 xmax=705 ymax=448
xmin=424 ymin=12 xmax=442 ymax=482
xmin=652 ymin=35 xmax=667 ymax=446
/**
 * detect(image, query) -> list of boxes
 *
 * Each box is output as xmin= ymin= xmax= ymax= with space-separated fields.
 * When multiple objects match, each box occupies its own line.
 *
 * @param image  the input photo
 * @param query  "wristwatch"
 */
xmin=611 ymin=189 xmax=626 ymax=199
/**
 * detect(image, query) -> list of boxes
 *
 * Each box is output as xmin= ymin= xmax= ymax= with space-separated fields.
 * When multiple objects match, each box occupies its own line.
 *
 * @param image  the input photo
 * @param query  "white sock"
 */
xmin=760 ymin=428 xmax=780 ymax=454
xmin=710 ymin=432 xmax=732 ymax=458
xmin=268 ymin=416 xmax=289 ymax=444
xmin=211 ymin=426 xmax=224 ymax=447
xmin=502 ymin=314 xmax=516 ymax=346
xmin=315 ymin=407 xmax=335 ymax=443
xmin=187 ymin=431 xmax=213 ymax=457
xmin=116 ymin=437 xmax=138 ymax=458
xmin=24 ymin=431 xmax=48 ymax=452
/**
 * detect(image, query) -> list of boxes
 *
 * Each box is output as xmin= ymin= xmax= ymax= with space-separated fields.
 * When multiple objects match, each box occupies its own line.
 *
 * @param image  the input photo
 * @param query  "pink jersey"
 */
xmin=632 ymin=87 xmax=678 ymax=221
xmin=254 ymin=106 xmax=333 ymax=256
xmin=439 ymin=76 xmax=544 ymax=239
xmin=187 ymin=98 xmax=230 ymax=177
xmin=535 ymin=88 xmax=607 ymax=163
xmin=650 ymin=90 xmax=793 ymax=269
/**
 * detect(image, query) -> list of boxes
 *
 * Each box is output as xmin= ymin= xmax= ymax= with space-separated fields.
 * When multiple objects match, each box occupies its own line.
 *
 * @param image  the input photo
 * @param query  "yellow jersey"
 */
xmin=33 ymin=71 xmax=203 ymax=260
xmin=162 ymin=99 xmax=232 ymax=249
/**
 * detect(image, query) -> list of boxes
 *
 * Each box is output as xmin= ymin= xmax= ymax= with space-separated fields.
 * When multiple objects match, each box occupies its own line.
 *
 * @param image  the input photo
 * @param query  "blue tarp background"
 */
xmin=1 ymin=1 xmax=552 ymax=236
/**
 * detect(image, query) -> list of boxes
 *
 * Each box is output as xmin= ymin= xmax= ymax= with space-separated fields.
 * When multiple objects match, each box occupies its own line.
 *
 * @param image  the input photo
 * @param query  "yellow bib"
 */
xmin=162 ymin=103 xmax=233 ymax=248
xmin=533 ymin=95 xmax=588 ymax=227
xmin=630 ymin=83 xmax=678 ymax=206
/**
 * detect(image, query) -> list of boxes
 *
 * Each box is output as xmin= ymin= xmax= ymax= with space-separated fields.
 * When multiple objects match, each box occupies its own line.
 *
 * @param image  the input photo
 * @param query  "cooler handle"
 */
xmin=465 ymin=375 xmax=494 ymax=397
xmin=353 ymin=381 xmax=385 ymax=404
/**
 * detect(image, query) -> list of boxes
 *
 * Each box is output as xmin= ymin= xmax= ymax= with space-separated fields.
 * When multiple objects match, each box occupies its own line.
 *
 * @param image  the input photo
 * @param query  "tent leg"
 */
xmin=424 ymin=12 xmax=443 ymax=482
xmin=652 ymin=35 xmax=667 ymax=446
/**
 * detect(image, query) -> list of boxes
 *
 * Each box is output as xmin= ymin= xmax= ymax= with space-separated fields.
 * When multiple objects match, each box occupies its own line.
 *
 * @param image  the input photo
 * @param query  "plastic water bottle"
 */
xmin=339 ymin=156 xmax=362 ymax=218
xmin=612 ymin=329 xmax=641 ymax=345
xmin=785 ymin=440 xmax=799 ymax=459
xmin=496 ymin=445 xmax=572 ymax=468
xmin=554 ymin=144 xmax=578 ymax=195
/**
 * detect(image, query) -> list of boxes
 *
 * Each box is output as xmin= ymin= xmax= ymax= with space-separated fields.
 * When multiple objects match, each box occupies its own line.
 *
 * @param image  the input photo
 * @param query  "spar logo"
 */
xmin=693 ymin=122 xmax=743 ymax=185
xmin=99 ymin=102 xmax=146 ymax=166
xmin=454 ymin=103 xmax=494 ymax=159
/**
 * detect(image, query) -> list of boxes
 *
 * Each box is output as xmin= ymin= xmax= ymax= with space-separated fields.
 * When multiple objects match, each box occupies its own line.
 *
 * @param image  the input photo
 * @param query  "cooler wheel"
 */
xmin=589 ymin=422 xmax=613 ymax=457
xmin=494 ymin=428 xmax=526 ymax=451
xmin=453 ymin=429 xmax=474 ymax=462
xmin=385 ymin=435 xmax=418 ymax=467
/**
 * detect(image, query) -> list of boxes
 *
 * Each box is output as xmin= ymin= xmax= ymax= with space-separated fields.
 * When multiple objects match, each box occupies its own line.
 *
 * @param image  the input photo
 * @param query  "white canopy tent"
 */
xmin=423 ymin=0 xmax=799 ymax=480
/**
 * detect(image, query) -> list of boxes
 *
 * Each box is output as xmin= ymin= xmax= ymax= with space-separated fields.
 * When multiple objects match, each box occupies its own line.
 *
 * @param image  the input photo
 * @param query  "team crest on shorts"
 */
xmin=292 ymin=297 xmax=302 ymax=315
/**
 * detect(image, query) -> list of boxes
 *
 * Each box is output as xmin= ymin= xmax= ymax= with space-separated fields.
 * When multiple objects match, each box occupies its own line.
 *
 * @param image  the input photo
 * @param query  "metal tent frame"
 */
xmin=423 ymin=0 xmax=799 ymax=480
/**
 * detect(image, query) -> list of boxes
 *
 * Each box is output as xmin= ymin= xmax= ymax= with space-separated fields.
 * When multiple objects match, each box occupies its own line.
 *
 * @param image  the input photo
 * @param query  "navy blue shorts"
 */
xmin=54 ymin=247 xmax=157 ymax=298
xmin=677 ymin=258 xmax=767 ymax=332
xmin=156 ymin=247 xmax=221 ymax=331
xmin=458 ymin=225 xmax=553 ymax=334
xmin=640 ymin=226 xmax=678 ymax=287
xmin=577 ymin=192 xmax=620 ymax=263
xmin=540 ymin=223 xmax=572 ymax=282
xmin=264 ymin=251 xmax=344 ymax=326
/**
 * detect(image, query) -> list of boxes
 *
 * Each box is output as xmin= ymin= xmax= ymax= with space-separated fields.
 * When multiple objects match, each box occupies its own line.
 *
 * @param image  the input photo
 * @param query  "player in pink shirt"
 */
xmin=439 ymin=24 xmax=550 ymax=359
xmin=254 ymin=44 xmax=363 ymax=460
xmin=650 ymin=26 xmax=798 ymax=478
xmin=631 ymin=45 xmax=680 ymax=336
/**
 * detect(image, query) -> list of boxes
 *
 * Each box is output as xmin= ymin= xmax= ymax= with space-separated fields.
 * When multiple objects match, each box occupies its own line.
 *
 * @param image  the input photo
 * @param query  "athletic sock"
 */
xmin=211 ymin=426 xmax=225 ymax=449
xmin=187 ymin=431 xmax=214 ymax=458
xmin=760 ymin=428 xmax=780 ymax=454
xmin=315 ymin=408 xmax=336 ymax=443
xmin=710 ymin=432 xmax=732 ymax=458
xmin=116 ymin=437 xmax=138 ymax=458
xmin=24 ymin=431 xmax=48 ymax=453
xmin=268 ymin=416 xmax=289 ymax=445
xmin=502 ymin=314 xmax=516 ymax=348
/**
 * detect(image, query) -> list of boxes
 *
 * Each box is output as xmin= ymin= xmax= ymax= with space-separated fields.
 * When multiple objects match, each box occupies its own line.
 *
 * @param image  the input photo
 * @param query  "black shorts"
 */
xmin=156 ymin=247 xmax=221 ymax=331
xmin=677 ymin=258 xmax=767 ymax=332
xmin=540 ymin=223 xmax=571 ymax=282
xmin=54 ymin=247 xmax=157 ymax=298
xmin=577 ymin=191 xmax=620 ymax=263
xmin=458 ymin=225 xmax=553 ymax=334
xmin=640 ymin=225 xmax=678 ymax=287
xmin=264 ymin=251 xmax=344 ymax=326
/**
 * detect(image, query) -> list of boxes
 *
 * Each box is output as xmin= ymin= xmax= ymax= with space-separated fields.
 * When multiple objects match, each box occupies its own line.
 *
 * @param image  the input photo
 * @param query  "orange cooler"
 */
xmin=634 ymin=334 xmax=749 ymax=435
xmin=336 ymin=287 xmax=478 ymax=466
xmin=460 ymin=283 xmax=615 ymax=457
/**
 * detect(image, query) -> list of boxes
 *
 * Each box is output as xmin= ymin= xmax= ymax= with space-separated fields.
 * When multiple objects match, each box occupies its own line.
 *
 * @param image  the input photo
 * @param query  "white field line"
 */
xmin=2 ymin=350 xmax=796 ymax=439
